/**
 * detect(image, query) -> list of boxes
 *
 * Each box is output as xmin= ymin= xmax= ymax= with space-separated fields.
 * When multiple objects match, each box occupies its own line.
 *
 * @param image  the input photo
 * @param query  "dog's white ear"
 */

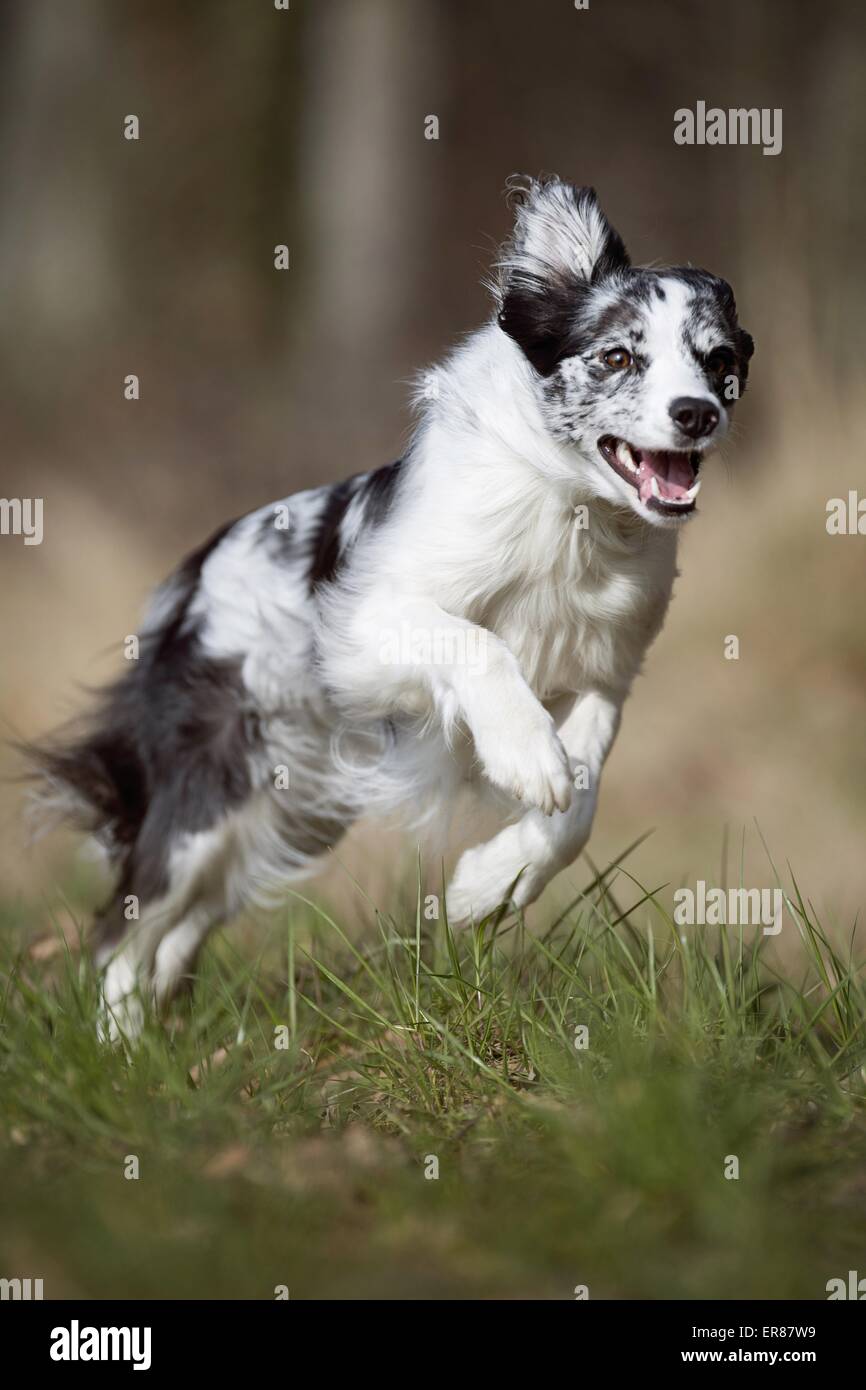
xmin=496 ymin=177 xmax=629 ymax=375
xmin=499 ymin=176 xmax=629 ymax=294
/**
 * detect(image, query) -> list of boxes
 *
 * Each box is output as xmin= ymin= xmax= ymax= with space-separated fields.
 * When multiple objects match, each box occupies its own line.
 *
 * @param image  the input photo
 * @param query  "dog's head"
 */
xmin=496 ymin=176 xmax=754 ymax=525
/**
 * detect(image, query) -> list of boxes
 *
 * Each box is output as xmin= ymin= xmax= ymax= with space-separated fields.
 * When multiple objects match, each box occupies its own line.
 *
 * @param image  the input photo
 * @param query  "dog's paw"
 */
xmin=98 ymin=956 xmax=147 ymax=1044
xmin=97 ymin=991 xmax=145 ymax=1045
xmin=446 ymin=837 xmax=545 ymax=925
xmin=474 ymin=716 xmax=573 ymax=816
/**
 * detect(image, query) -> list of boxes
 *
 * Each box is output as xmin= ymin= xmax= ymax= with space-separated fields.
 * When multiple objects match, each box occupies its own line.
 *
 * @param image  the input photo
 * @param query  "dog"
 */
xmin=28 ymin=176 xmax=753 ymax=1038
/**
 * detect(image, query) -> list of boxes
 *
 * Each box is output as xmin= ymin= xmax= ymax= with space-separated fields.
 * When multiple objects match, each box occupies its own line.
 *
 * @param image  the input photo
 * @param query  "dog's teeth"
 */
xmin=687 ymin=478 xmax=702 ymax=499
xmin=657 ymin=482 xmax=700 ymax=508
xmin=615 ymin=441 xmax=638 ymax=473
xmin=650 ymin=476 xmax=661 ymax=499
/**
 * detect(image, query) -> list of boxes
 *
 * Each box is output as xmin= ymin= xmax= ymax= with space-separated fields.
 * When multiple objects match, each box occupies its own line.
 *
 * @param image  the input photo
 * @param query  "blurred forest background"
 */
xmin=1 ymin=0 xmax=865 ymax=934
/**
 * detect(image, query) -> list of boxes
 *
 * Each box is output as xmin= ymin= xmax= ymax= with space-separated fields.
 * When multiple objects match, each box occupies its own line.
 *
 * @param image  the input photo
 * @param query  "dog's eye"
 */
xmin=602 ymin=347 xmax=632 ymax=370
xmin=706 ymin=348 xmax=734 ymax=376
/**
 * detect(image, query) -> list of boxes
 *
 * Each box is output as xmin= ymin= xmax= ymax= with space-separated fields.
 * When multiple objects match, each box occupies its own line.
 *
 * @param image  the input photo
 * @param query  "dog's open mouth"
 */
xmin=598 ymin=436 xmax=702 ymax=516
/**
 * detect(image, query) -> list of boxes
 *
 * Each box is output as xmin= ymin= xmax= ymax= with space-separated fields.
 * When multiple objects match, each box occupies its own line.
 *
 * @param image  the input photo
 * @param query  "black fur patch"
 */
xmin=498 ymin=272 xmax=591 ymax=376
xmin=307 ymin=479 xmax=355 ymax=591
xmin=361 ymin=458 xmax=403 ymax=527
xmin=307 ymin=462 xmax=404 ymax=591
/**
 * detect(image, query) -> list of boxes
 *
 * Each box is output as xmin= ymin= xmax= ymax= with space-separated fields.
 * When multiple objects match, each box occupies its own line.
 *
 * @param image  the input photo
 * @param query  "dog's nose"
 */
xmin=669 ymin=397 xmax=719 ymax=440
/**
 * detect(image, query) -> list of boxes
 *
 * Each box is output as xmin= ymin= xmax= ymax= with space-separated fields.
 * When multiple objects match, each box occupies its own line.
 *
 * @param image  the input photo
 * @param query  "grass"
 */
xmin=1 ymin=840 xmax=866 ymax=1300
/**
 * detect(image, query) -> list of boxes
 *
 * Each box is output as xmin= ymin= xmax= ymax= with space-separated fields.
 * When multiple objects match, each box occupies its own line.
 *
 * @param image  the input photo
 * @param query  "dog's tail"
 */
xmin=18 ymin=518 xmax=240 ymax=856
xmin=17 ymin=673 xmax=151 ymax=858
xmin=14 ymin=674 xmax=168 ymax=964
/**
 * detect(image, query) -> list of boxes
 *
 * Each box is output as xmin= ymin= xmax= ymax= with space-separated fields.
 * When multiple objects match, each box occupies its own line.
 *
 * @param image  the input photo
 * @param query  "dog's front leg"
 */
xmin=329 ymin=595 xmax=573 ymax=816
xmin=446 ymin=689 xmax=622 ymax=923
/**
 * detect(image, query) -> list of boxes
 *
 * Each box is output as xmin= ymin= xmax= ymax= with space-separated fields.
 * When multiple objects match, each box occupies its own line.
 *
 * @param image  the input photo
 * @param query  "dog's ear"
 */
xmin=495 ymin=177 xmax=630 ymax=375
xmin=735 ymin=328 xmax=754 ymax=362
xmin=711 ymin=277 xmax=754 ymax=392
xmin=501 ymin=176 xmax=630 ymax=285
xmin=734 ymin=327 xmax=754 ymax=392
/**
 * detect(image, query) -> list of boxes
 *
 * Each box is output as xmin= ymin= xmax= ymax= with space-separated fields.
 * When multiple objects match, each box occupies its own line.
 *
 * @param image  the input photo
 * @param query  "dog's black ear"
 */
xmin=734 ymin=327 xmax=754 ymax=392
xmin=736 ymin=328 xmax=754 ymax=362
xmin=496 ymin=177 xmax=630 ymax=375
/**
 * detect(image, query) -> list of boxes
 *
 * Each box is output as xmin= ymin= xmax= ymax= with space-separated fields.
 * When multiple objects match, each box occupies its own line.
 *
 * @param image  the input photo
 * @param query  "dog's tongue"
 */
xmin=636 ymin=449 xmax=695 ymax=504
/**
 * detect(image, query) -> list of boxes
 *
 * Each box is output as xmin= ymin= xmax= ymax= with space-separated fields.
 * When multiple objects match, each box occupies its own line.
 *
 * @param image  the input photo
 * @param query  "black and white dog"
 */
xmin=31 ymin=177 xmax=753 ymax=1037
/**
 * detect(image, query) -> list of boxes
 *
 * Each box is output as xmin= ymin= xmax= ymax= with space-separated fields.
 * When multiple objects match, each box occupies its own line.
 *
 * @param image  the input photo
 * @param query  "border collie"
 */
xmin=29 ymin=176 xmax=753 ymax=1038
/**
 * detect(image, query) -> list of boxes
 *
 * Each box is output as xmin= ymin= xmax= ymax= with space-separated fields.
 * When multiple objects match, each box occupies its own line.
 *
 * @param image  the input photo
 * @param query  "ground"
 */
xmin=1 ymin=843 xmax=865 ymax=1301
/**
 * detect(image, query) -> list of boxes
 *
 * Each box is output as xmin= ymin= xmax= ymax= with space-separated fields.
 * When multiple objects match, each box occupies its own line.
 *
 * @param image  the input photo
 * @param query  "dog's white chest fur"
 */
xmin=477 ymin=509 xmax=678 ymax=700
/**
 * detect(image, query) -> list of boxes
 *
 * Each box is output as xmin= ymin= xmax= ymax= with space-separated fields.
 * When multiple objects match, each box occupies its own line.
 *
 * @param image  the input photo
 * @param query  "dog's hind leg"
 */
xmin=96 ymin=822 xmax=234 ymax=1041
xmin=99 ymin=902 xmax=185 ymax=1042
xmin=96 ymin=785 xmax=354 ymax=1040
xmin=446 ymin=690 xmax=623 ymax=923
xmin=98 ymin=895 xmax=236 ymax=1042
